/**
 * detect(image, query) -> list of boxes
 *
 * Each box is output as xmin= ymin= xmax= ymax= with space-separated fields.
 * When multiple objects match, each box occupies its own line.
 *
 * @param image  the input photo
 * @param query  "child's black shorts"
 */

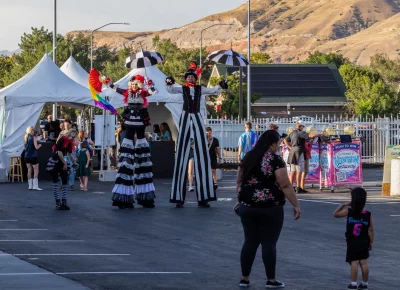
xmin=346 ymin=240 xmax=370 ymax=264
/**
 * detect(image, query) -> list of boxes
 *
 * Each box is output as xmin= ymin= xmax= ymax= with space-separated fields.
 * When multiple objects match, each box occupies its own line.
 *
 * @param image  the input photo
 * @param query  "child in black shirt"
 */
xmin=334 ymin=188 xmax=374 ymax=290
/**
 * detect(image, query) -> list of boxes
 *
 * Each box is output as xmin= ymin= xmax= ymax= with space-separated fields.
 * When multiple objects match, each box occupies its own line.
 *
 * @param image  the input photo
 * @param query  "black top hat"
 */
xmin=184 ymin=69 xmax=198 ymax=80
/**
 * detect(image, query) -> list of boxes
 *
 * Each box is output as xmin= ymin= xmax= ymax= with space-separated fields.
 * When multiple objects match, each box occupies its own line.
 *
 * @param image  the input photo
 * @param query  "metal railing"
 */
xmin=206 ymin=115 xmax=399 ymax=164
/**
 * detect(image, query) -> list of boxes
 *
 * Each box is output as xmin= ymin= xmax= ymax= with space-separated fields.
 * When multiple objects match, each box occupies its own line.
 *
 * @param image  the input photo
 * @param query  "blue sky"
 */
xmin=1 ymin=0 xmax=246 ymax=50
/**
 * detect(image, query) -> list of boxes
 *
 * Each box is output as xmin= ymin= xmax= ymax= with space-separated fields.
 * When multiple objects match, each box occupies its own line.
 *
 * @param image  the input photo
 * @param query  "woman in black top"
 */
xmin=235 ymin=130 xmax=301 ymax=288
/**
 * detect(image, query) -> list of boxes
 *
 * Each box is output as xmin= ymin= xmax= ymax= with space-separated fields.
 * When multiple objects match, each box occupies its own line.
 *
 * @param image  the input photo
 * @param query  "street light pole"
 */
xmin=199 ymin=23 xmax=231 ymax=83
xmin=53 ymin=0 xmax=57 ymax=121
xmin=90 ymin=22 xmax=129 ymax=69
xmin=89 ymin=22 xmax=129 ymax=147
xmin=247 ymin=0 xmax=251 ymax=120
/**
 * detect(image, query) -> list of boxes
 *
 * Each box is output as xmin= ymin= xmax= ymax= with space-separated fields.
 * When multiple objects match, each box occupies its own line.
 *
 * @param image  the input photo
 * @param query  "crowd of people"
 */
xmin=20 ymin=61 xmax=374 ymax=289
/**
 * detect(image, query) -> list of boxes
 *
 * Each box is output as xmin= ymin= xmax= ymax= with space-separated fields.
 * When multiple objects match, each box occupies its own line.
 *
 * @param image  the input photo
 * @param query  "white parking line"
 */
xmin=0 ymin=240 xmax=85 ymax=242
xmin=298 ymin=199 xmax=400 ymax=205
xmin=367 ymin=202 xmax=400 ymax=205
xmin=390 ymin=215 xmax=400 ymax=217
xmin=0 ymin=254 xmax=130 ymax=256
xmin=0 ymin=220 xmax=18 ymax=222
xmin=0 ymin=229 xmax=48 ymax=231
xmin=0 ymin=272 xmax=192 ymax=276
xmin=298 ymin=199 xmax=340 ymax=205
xmin=58 ymin=271 xmax=192 ymax=275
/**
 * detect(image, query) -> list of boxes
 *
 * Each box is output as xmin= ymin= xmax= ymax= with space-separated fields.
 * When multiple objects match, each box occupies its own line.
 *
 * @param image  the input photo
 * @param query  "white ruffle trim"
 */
xmin=134 ymin=172 xmax=153 ymax=179
xmin=135 ymin=138 xmax=149 ymax=147
xmin=134 ymin=183 xmax=156 ymax=194
xmin=117 ymin=173 xmax=135 ymax=181
xmin=118 ymin=161 xmax=135 ymax=170
xmin=112 ymin=184 xmax=135 ymax=195
xmin=135 ymin=161 xmax=153 ymax=168
xmin=135 ymin=153 xmax=151 ymax=158
xmin=120 ymin=153 xmax=135 ymax=160
xmin=121 ymin=139 xmax=134 ymax=148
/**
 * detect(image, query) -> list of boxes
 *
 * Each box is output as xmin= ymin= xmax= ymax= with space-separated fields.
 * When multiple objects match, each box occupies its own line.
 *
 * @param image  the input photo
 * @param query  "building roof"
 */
xmin=211 ymin=64 xmax=347 ymax=104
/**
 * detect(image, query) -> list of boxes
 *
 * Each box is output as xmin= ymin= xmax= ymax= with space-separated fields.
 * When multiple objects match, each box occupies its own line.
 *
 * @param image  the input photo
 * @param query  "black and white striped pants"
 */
xmin=170 ymin=111 xmax=215 ymax=203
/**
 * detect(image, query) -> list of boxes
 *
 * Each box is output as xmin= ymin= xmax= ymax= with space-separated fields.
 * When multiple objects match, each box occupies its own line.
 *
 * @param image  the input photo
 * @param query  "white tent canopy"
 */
xmin=103 ymin=65 xmax=207 ymax=128
xmin=60 ymin=56 xmax=89 ymax=88
xmin=0 ymin=54 xmax=94 ymax=181
xmin=104 ymin=65 xmax=183 ymax=108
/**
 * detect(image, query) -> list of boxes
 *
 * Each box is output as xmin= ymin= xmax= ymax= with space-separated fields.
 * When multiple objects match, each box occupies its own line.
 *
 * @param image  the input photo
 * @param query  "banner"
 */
xmin=320 ymin=143 xmax=332 ymax=186
xmin=382 ymin=145 xmax=400 ymax=196
xmin=307 ymin=143 xmax=320 ymax=183
xmin=332 ymin=141 xmax=362 ymax=187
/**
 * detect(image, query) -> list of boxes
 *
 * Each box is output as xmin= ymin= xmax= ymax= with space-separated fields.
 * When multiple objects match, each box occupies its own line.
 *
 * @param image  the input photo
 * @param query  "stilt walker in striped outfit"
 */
xmin=110 ymin=75 xmax=156 ymax=209
xmin=166 ymin=62 xmax=228 ymax=208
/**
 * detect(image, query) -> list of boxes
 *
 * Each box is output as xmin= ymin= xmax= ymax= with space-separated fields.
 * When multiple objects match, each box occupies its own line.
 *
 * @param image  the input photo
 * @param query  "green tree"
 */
xmin=339 ymin=63 xmax=399 ymax=115
xmin=102 ymin=47 xmax=132 ymax=81
xmin=344 ymin=76 xmax=398 ymax=116
xmin=369 ymin=53 xmax=400 ymax=88
xmin=152 ymin=36 xmax=211 ymax=85
xmin=1 ymin=28 xmax=114 ymax=88
xmin=301 ymin=51 xmax=349 ymax=68
xmin=250 ymin=52 xmax=273 ymax=64
xmin=209 ymin=74 xmax=261 ymax=118
xmin=0 ymin=55 xmax=13 ymax=88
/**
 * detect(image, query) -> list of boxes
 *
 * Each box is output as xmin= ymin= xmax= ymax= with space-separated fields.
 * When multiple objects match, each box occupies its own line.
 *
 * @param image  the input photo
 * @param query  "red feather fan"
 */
xmin=88 ymin=69 xmax=104 ymax=92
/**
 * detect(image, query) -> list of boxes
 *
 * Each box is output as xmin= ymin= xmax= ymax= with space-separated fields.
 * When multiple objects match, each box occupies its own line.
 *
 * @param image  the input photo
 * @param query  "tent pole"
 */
xmin=239 ymin=66 xmax=243 ymax=120
xmin=99 ymin=109 xmax=105 ymax=179
xmin=53 ymin=103 xmax=57 ymax=120
xmin=106 ymin=109 xmax=111 ymax=171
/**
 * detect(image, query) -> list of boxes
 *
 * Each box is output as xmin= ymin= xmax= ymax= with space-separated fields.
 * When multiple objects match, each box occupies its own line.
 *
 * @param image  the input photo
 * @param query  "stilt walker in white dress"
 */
xmin=166 ymin=62 xmax=228 ymax=208
xmin=111 ymin=75 xmax=156 ymax=209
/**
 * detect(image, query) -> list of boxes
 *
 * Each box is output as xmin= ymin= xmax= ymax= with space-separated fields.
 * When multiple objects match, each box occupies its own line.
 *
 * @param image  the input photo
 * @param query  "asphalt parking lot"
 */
xmin=0 ymin=168 xmax=398 ymax=290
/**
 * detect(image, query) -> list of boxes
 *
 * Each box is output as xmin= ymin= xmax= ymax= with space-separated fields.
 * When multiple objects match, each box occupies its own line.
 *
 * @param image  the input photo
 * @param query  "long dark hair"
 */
xmin=153 ymin=124 xmax=161 ymax=134
xmin=239 ymin=130 xmax=280 ymax=182
xmin=350 ymin=187 xmax=367 ymax=217
xmin=160 ymin=122 xmax=171 ymax=135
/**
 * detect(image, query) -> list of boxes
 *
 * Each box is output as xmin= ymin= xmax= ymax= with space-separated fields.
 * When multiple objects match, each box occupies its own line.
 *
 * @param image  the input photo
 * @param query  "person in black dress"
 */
xmin=110 ymin=75 xmax=156 ymax=209
xmin=205 ymin=127 xmax=221 ymax=190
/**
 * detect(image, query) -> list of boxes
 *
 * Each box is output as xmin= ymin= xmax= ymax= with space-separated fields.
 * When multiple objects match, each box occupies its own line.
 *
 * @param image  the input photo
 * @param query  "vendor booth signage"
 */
xmin=320 ymin=141 xmax=362 ymax=188
xmin=307 ymin=143 xmax=321 ymax=183
xmin=382 ymin=145 xmax=400 ymax=196
xmin=332 ymin=142 xmax=362 ymax=186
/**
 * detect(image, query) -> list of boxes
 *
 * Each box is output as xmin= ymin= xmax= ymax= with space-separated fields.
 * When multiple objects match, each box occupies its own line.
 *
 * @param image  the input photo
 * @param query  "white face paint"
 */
xmin=186 ymin=75 xmax=196 ymax=84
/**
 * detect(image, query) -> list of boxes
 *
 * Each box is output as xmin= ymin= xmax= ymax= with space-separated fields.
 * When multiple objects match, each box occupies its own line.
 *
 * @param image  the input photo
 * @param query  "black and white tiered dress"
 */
xmin=111 ymin=89 xmax=156 ymax=208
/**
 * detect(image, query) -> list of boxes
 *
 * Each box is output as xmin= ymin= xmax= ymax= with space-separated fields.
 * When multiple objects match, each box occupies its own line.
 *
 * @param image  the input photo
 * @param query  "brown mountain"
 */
xmin=67 ymin=0 xmax=400 ymax=64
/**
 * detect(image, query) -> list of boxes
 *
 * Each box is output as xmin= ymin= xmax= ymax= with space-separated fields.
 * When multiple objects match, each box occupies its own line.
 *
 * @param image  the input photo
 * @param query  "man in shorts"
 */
xmin=284 ymin=121 xmax=309 ymax=193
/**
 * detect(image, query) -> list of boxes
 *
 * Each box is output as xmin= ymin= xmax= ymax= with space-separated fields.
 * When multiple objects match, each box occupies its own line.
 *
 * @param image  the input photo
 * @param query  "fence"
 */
xmin=206 ymin=115 xmax=400 ymax=164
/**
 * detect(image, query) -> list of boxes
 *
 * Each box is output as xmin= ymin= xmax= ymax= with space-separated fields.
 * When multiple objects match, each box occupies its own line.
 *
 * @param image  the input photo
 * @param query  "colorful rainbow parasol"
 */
xmin=88 ymin=69 xmax=118 ymax=115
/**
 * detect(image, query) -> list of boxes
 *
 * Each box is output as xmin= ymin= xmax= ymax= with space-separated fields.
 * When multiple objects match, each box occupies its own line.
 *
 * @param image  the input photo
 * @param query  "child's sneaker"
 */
xmin=347 ymin=284 xmax=357 ymax=290
xmin=358 ymin=283 xmax=368 ymax=289
xmin=239 ymin=280 xmax=250 ymax=287
xmin=266 ymin=280 xmax=284 ymax=288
